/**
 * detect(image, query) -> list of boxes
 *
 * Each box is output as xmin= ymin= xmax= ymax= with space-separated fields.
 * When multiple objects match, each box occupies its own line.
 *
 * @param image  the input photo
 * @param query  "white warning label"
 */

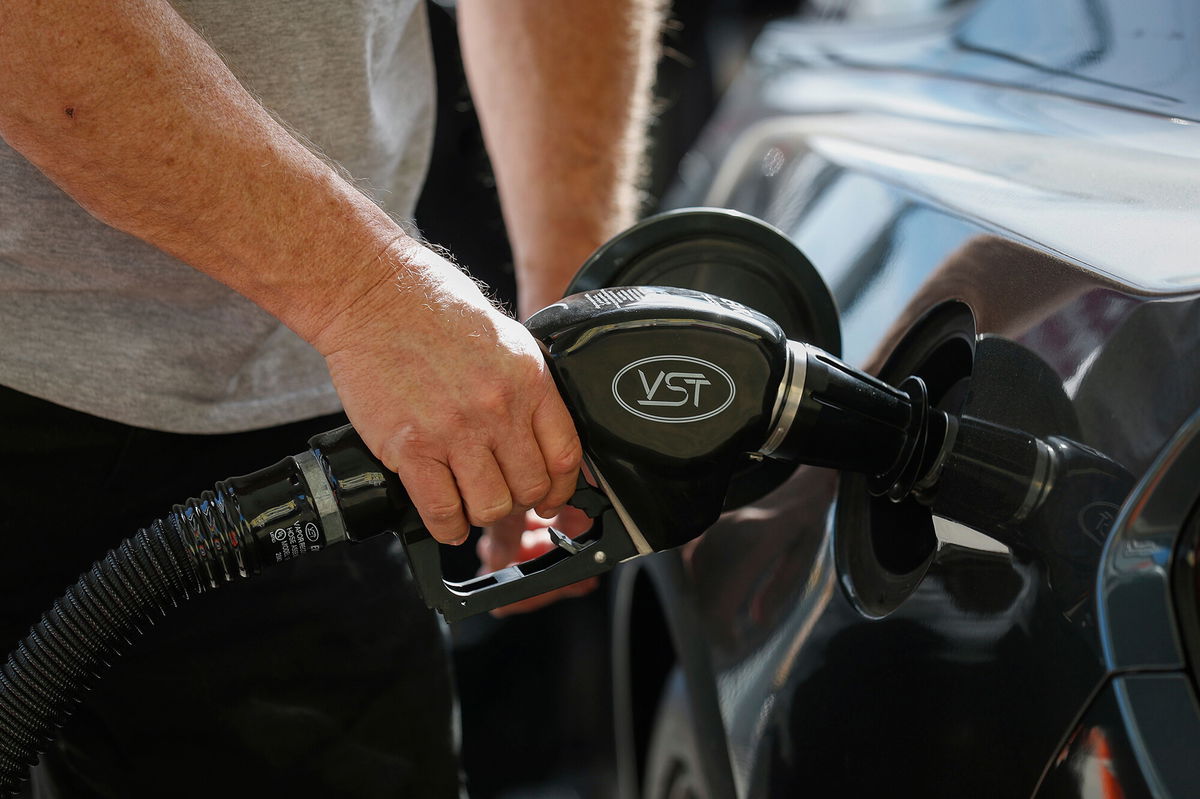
xmin=269 ymin=520 xmax=322 ymax=563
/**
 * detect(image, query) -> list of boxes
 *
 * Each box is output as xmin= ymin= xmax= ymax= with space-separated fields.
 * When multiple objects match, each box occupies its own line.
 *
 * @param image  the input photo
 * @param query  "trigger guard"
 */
xmin=399 ymin=505 xmax=636 ymax=622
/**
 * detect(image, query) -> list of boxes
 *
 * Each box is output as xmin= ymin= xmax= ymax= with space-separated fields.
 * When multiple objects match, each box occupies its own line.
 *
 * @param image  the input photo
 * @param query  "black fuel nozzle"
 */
xmin=239 ymin=286 xmax=955 ymax=621
xmin=527 ymin=286 xmax=951 ymax=553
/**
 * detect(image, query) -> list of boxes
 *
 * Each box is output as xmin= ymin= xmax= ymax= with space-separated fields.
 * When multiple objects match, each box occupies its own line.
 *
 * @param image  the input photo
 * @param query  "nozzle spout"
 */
xmin=759 ymin=342 xmax=950 ymax=501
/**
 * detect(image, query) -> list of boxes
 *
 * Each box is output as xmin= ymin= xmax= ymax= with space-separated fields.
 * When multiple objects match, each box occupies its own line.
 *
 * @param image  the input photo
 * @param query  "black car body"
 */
xmin=608 ymin=2 xmax=1200 ymax=797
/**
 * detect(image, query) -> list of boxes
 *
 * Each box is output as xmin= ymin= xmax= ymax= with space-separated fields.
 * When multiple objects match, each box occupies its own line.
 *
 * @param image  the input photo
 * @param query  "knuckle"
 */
xmin=383 ymin=425 xmax=438 ymax=469
xmin=476 ymin=381 xmax=517 ymax=418
xmin=546 ymin=441 xmax=583 ymax=476
xmin=513 ymin=478 xmax=552 ymax=508
xmin=469 ymin=498 xmax=513 ymax=527
xmin=444 ymin=408 xmax=475 ymax=433
xmin=433 ymin=528 xmax=469 ymax=545
xmin=423 ymin=500 xmax=464 ymax=525
xmin=427 ymin=514 xmax=469 ymax=544
xmin=395 ymin=423 xmax=434 ymax=451
xmin=389 ymin=413 xmax=479 ymax=459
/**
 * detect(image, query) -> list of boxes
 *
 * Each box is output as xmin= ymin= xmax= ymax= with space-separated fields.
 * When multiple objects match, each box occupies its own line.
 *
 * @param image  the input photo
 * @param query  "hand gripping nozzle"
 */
xmin=296 ymin=286 xmax=951 ymax=621
xmin=394 ymin=285 xmax=953 ymax=620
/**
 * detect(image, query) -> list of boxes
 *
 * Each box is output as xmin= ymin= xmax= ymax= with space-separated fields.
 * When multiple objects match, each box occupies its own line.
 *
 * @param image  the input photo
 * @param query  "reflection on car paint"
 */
xmin=619 ymin=0 xmax=1200 ymax=795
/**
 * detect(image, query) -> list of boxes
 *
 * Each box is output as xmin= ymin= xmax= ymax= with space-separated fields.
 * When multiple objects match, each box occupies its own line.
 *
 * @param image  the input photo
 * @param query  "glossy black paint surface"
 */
xmin=1035 ymin=679 xmax=1155 ymax=799
xmin=1101 ymin=408 xmax=1200 ymax=673
xmin=615 ymin=1 xmax=1200 ymax=796
xmin=1036 ymin=674 xmax=1200 ymax=798
xmin=665 ymin=247 xmax=1200 ymax=798
xmin=676 ymin=235 xmax=1200 ymax=798
xmin=845 ymin=0 xmax=1200 ymax=121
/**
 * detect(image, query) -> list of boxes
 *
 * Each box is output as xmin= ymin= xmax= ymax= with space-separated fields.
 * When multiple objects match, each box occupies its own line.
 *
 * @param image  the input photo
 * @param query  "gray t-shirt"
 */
xmin=0 ymin=0 xmax=434 ymax=433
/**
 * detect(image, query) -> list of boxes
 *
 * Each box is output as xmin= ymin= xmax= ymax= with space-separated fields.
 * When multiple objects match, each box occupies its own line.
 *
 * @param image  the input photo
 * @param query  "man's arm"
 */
xmin=458 ymin=0 xmax=664 ymax=320
xmin=0 ymin=0 xmax=581 ymax=543
xmin=458 ymin=0 xmax=665 ymax=607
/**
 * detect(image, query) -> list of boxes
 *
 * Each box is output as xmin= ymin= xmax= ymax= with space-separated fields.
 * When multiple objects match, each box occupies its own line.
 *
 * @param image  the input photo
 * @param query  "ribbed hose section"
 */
xmin=0 ymin=491 xmax=245 ymax=796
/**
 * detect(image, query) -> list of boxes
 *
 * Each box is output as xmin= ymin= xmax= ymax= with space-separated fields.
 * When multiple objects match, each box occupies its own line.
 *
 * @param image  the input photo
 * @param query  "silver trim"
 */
xmin=1013 ymin=438 xmax=1055 ymax=523
xmin=766 ymin=340 xmax=795 ymax=428
xmin=932 ymin=515 xmax=1011 ymax=558
xmin=759 ymin=340 xmax=809 ymax=458
xmin=295 ymin=449 xmax=348 ymax=546
xmin=589 ymin=461 xmax=655 ymax=558
xmin=913 ymin=414 xmax=958 ymax=497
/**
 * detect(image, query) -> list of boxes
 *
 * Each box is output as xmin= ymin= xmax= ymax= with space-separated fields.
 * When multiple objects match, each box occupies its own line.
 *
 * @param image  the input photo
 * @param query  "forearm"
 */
xmin=0 ymin=0 xmax=583 ymax=546
xmin=0 ymin=0 xmax=418 ymax=347
xmin=457 ymin=0 xmax=664 ymax=318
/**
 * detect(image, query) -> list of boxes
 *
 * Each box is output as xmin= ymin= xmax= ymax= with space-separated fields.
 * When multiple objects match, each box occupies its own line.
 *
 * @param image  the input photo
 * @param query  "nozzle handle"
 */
xmin=300 ymin=427 xmax=632 ymax=621
xmin=399 ymin=490 xmax=636 ymax=622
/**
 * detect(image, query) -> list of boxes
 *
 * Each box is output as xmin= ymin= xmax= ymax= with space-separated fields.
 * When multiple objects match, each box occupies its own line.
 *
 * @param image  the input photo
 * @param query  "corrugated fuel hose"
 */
xmin=0 ymin=425 xmax=409 ymax=795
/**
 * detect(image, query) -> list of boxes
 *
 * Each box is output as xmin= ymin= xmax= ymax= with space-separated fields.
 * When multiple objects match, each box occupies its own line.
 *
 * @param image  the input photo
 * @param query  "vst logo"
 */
xmin=612 ymin=355 xmax=736 ymax=423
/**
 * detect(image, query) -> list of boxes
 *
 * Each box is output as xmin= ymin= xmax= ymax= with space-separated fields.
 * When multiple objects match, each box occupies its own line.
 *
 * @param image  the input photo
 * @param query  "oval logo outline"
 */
xmin=611 ymin=355 xmax=736 ymax=424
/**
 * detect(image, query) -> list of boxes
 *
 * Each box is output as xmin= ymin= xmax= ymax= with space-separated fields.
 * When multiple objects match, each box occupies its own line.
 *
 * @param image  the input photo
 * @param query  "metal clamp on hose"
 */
xmin=294 ymin=449 xmax=347 ymax=547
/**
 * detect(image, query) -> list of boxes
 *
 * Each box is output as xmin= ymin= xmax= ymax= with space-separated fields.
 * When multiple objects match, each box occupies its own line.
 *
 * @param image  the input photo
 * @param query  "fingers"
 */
xmin=491 ymin=423 xmax=553 ymax=513
xmin=462 ymin=380 xmax=579 ymax=526
xmin=396 ymin=457 xmax=471 ymax=545
xmin=447 ymin=444 xmax=513 ymax=529
xmin=530 ymin=392 xmax=583 ymax=517
xmin=395 ymin=411 xmax=574 ymax=545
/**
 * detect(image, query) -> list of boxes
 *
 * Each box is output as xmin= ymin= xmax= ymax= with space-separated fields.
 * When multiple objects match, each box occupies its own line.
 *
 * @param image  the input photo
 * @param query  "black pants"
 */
xmin=0 ymin=387 xmax=461 ymax=798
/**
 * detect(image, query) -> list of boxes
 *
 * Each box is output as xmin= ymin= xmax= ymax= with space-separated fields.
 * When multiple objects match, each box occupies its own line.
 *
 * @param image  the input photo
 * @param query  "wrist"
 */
xmin=308 ymin=236 xmax=501 ymax=357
